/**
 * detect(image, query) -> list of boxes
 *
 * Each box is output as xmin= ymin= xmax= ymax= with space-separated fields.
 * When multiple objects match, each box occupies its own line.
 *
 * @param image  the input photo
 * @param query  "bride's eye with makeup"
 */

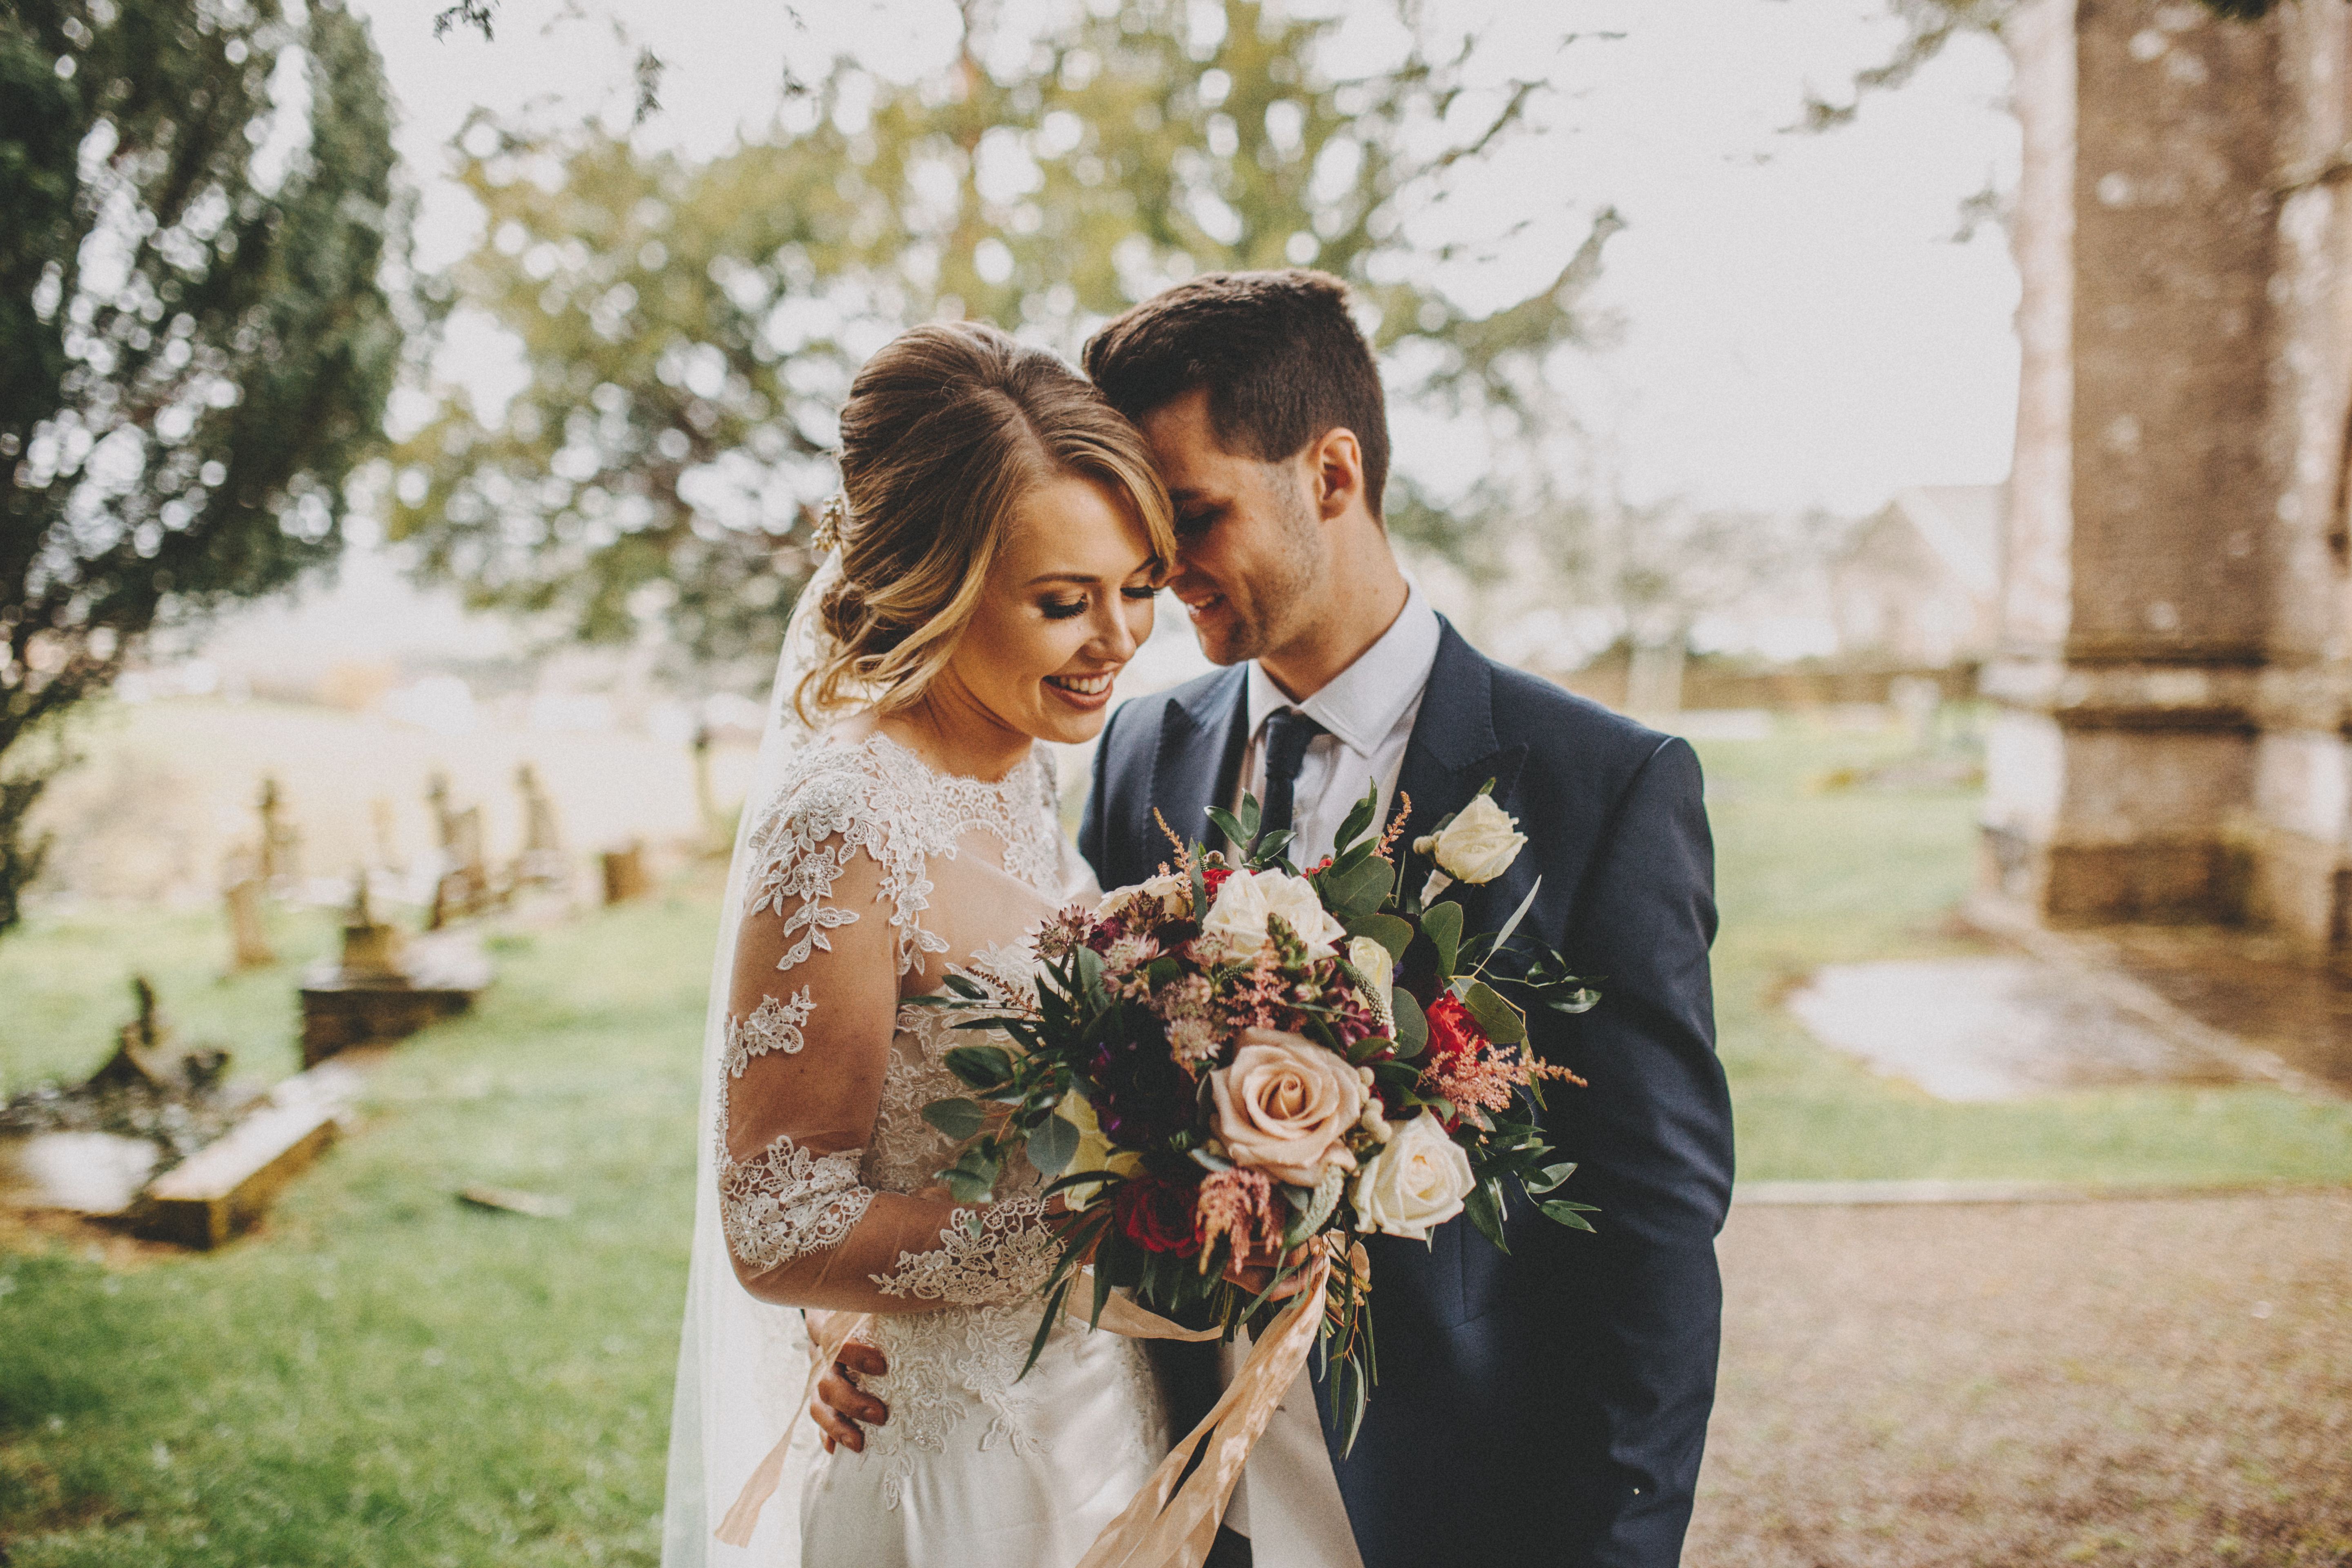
xmin=1040 ymin=595 xmax=1089 ymax=620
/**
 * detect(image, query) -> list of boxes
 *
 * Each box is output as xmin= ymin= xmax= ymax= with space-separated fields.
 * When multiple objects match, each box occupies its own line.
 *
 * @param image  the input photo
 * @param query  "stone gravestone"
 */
xmin=256 ymin=776 xmax=302 ymax=894
xmin=601 ymin=840 xmax=650 ymax=905
xmin=511 ymin=762 xmax=570 ymax=893
xmin=220 ymin=844 xmax=275 ymax=971
xmin=426 ymin=773 xmax=493 ymax=928
xmin=299 ymin=873 xmax=488 ymax=1064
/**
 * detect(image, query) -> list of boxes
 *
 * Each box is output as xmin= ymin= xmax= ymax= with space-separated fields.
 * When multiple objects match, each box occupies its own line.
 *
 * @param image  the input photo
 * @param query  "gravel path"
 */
xmin=1687 ymin=1191 xmax=2352 ymax=1567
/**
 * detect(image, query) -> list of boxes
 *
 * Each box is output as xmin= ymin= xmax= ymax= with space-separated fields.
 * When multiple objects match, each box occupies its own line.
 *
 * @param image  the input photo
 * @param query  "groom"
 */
xmin=819 ymin=270 xmax=1733 ymax=1567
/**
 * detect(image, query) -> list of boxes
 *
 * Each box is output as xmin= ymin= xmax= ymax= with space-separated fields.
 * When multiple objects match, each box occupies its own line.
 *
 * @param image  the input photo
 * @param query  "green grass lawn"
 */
xmin=1702 ymin=719 xmax=2352 ymax=1186
xmin=2 ymin=717 xmax=2348 ymax=1564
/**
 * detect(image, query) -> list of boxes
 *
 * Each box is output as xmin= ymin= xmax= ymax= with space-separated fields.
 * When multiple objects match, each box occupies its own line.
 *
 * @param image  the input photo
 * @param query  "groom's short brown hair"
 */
xmin=1082 ymin=269 xmax=1391 ymax=517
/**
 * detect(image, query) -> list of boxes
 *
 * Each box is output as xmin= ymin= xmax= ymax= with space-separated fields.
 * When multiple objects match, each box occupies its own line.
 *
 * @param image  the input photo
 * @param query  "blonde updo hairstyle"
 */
xmin=795 ymin=321 xmax=1177 ymax=726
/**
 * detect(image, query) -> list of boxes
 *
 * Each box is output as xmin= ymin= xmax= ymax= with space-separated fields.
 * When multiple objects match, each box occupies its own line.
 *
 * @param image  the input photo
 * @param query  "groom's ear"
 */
xmin=1304 ymin=425 xmax=1368 ymax=524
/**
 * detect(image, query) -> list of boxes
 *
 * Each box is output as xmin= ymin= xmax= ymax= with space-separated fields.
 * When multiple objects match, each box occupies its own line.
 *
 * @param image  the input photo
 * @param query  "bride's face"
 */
xmin=938 ymin=472 xmax=1160 ymax=746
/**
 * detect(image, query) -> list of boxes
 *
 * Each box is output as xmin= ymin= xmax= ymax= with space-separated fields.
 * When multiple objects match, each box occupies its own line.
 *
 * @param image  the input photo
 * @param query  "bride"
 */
xmin=662 ymin=320 xmax=1181 ymax=1566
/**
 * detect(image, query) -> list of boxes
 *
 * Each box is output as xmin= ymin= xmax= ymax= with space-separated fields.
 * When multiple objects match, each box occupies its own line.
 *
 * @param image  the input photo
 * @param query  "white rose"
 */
xmin=1346 ymin=935 xmax=1398 ymax=1036
xmin=1352 ymin=1111 xmax=1474 ymax=1241
xmin=1198 ymin=868 xmax=1345 ymax=962
xmin=1096 ymin=870 xmax=1192 ymax=925
xmin=1425 ymin=793 xmax=1528 ymax=885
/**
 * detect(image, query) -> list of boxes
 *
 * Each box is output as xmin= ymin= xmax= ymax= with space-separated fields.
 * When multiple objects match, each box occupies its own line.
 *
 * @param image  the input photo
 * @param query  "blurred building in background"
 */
xmin=1831 ymin=485 xmax=2003 ymax=670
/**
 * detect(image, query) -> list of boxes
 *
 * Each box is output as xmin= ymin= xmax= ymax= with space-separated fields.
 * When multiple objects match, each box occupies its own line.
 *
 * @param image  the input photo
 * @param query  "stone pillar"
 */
xmin=1982 ymin=0 xmax=2352 ymax=946
xmin=2249 ymin=2 xmax=2352 ymax=949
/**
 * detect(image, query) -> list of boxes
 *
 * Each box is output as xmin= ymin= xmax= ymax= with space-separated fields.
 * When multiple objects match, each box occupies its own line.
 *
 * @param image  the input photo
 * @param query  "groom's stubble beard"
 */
xmin=1208 ymin=468 xmax=1325 ymax=669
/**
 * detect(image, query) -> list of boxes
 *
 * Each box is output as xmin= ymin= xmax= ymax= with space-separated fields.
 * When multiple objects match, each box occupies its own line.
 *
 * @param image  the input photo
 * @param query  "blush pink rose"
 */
xmin=1208 ymin=1028 xmax=1368 ymax=1186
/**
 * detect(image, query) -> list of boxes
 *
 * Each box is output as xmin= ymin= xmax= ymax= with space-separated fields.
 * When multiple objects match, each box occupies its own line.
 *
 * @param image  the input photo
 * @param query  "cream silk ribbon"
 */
xmin=715 ymin=1254 xmax=1334 ymax=1563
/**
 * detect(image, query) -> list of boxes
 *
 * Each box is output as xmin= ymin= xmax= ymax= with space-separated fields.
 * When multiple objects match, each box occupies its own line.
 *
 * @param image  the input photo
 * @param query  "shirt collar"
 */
xmin=1245 ymin=582 xmax=1442 ymax=755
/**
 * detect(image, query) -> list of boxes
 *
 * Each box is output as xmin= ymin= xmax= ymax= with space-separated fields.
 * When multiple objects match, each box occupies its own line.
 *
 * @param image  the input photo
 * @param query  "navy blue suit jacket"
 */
xmin=1077 ymin=619 xmax=1731 ymax=1568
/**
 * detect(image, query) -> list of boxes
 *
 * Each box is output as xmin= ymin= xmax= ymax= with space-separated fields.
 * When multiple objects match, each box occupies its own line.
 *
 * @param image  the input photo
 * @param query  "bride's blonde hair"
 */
xmin=795 ymin=321 xmax=1177 ymax=726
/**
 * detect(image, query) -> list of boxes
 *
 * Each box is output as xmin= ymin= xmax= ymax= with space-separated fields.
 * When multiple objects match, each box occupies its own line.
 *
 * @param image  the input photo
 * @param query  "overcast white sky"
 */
xmin=351 ymin=0 xmax=2019 ymax=519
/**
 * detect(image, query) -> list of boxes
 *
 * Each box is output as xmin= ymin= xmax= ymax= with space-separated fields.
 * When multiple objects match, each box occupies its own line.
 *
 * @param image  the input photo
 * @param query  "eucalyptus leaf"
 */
xmin=1346 ymin=913 xmax=1414 ymax=967
xmin=920 ymin=1097 xmax=987 ymax=1141
xmin=1390 ymin=989 xmax=1427 ymax=1058
xmin=1332 ymin=786 xmax=1378 ymax=858
xmin=1464 ymin=1179 xmax=1509 ymax=1253
xmin=1026 ymin=1114 xmax=1082 ymax=1178
xmin=944 ymin=1045 xmax=1014 ymax=1089
xmin=1459 ymin=979 xmax=1528 ymax=1046
xmin=1422 ymin=900 xmax=1464 ymax=976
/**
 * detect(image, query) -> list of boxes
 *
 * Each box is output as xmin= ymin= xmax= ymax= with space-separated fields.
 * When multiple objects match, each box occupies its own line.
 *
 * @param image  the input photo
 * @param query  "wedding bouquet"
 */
xmin=919 ymin=784 xmax=1600 ymax=1452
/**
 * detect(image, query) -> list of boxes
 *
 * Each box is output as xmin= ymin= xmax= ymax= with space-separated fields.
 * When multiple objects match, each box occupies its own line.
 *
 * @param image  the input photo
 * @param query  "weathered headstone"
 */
xmin=426 ymin=772 xmax=493 ymax=927
xmin=299 ymin=873 xmax=489 ymax=1063
xmin=601 ymin=840 xmax=650 ymax=905
xmin=256 ymin=776 xmax=302 ymax=893
xmin=511 ymin=762 xmax=570 ymax=892
xmin=221 ymin=845 xmax=275 ymax=971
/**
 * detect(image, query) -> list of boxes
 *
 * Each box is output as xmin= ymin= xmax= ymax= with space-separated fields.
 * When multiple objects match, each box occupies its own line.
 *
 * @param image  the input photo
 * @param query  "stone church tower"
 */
xmin=1983 ymin=0 xmax=2352 ymax=957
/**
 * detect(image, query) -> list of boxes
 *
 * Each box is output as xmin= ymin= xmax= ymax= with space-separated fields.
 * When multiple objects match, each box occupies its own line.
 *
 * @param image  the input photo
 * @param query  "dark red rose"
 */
xmin=1114 ymin=1173 xmax=1203 ymax=1256
xmin=1425 ymin=993 xmax=1484 ymax=1061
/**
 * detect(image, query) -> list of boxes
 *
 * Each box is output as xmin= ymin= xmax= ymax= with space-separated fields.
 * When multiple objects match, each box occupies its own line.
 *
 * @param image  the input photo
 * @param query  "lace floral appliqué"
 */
xmin=717 ymin=1134 xmax=874 ymax=1272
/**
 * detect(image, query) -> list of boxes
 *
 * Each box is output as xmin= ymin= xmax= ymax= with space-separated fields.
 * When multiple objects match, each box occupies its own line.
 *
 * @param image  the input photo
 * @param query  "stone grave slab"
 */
xmin=136 ymin=1058 xmax=368 ymax=1248
xmin=1786 ymin=956 xmax=2255 ymax=1101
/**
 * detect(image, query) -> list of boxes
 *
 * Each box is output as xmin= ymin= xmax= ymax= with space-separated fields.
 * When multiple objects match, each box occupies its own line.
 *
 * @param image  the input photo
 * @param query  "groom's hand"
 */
xmin=811 ymin=1340 xmax=891 ymax=1454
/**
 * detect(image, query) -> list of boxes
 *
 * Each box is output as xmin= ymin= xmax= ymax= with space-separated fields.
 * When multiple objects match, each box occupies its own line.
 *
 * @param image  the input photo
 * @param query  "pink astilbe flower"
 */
xmin=1194 ymin=1166 xmax=1280 ymax=1267
xmin=1421 ymin=1040 xmax=1586 ymax=1116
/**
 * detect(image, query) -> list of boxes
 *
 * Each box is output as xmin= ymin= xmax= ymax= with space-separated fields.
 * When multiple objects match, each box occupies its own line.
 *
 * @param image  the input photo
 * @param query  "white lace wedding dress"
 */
xmin=715 ymin=730 xmax=1168 ymax=1568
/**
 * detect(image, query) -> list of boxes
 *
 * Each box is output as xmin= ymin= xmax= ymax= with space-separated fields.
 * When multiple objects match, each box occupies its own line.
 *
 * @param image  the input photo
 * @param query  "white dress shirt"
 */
xmin=1222 ymin=583 xmax=1441 ymax=1568
xmin=1233 ymin=583 xmax=1443 ymax=869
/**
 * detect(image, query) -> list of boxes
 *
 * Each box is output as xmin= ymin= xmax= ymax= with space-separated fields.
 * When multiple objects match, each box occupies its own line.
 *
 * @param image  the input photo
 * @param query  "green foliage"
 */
xmin=392 ymin=0 xmax=1613 ymax=674
xmin=0 ymin=0 xmax=405 ymax=936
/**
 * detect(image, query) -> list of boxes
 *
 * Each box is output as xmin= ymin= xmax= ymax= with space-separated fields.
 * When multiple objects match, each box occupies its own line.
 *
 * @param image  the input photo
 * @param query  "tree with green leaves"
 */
xmin=392 ymin=0 xmax=1614 ymax=684
xmin=0 ymin=0 xmax=405 ymax=935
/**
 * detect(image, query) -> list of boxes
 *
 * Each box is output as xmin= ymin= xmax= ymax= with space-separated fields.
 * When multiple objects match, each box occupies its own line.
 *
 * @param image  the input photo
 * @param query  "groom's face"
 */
xmin=1136 ymin=389 xmax=1323 ymax=668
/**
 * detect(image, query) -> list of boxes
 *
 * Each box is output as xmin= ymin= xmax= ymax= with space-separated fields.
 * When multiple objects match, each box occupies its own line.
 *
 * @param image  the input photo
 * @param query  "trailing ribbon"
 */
xmin=714 ymin=1260 xmax=1327 ymax=1561
xmin=1070 ymin=1250 xmax=1331 ymax=1568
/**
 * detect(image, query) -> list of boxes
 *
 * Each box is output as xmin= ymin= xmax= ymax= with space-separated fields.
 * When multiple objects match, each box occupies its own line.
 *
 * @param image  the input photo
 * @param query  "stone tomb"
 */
xmin=0 ymin=984 xmax=367 ymax=1247
xmin=298 ymin=878 xmax=490 ymax=1065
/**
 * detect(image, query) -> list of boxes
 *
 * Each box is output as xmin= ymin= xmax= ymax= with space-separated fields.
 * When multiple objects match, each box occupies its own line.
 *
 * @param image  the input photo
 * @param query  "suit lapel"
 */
xmin=1148 ymin=664 xmax=1251 ymax=864
xmin=1388 ymin=617 xmax=1527 ymax=861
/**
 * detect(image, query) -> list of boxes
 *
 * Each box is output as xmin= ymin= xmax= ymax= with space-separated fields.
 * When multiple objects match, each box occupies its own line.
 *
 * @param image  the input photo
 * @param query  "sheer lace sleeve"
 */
xmin=717 ymin=754 xmax=1054 ymax=1314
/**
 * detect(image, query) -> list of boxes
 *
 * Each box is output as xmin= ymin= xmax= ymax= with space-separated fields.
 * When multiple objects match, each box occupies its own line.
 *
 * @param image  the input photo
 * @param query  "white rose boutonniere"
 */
xmin=1413 ymin=792 xmax=1528 ymax=903
xmin=1352 ymin=1111 xmax=1475 ymax=1241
